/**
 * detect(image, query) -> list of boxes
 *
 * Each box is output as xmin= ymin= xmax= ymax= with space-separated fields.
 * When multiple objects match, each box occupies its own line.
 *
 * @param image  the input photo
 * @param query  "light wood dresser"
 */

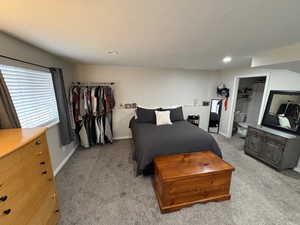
xmin=0 ymin=128 xmax=60 ymax=225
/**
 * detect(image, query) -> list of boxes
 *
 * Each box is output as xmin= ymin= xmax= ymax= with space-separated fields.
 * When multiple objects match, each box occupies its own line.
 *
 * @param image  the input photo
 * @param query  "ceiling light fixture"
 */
xmin=107 ymin=50 xmax=119 ymax=55
xmin=222 ymin=56 xmax=232 ymax=63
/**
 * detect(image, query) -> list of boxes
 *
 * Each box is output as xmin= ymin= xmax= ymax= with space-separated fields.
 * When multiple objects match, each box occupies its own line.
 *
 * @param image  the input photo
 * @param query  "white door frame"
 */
xmin=226 ymin=73 xmax=270 ymax=138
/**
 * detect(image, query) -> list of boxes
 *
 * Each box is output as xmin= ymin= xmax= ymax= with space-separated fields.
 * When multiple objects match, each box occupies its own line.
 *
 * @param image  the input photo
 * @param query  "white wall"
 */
xmin=219 ymin=67 xmax=300 ymax=171
xmin=219 ymin=67 xmax=300 ymax=136
xmin=0 ymin=32 xmax=77 ymax=173
xmin=252 ymin=43 xmax=300 ymax=67
xmin=74 ymin=64 xmax=219 ymax=138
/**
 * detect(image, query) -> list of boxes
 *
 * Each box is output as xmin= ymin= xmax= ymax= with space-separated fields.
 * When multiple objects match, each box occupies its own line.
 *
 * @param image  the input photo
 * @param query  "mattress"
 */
xmin=129 ymin=118 xmax=222 ymax=175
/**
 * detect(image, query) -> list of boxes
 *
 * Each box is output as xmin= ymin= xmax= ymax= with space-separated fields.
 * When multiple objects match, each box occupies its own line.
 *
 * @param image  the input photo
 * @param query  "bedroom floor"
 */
xmin=56 ymin=135 xmax=300 ymax=225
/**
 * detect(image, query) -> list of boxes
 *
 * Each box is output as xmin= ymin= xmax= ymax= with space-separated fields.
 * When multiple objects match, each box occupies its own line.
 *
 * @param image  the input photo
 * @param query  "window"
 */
xmin=0 ymin=65 xmax=59 ymax=128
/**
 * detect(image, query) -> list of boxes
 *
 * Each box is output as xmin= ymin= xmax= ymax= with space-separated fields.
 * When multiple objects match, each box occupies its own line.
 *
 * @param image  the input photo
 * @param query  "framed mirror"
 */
xmin=262 ymin=90 xmax=300 ymax=135
xmin=208 ymin=99 xmax=222 ymax=133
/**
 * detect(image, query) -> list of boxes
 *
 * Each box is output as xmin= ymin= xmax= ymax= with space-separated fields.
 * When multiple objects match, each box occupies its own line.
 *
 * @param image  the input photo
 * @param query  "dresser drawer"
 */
xmin=0 ymin=176 xmax=55 ymax=225
xmin=261 ymin=136 xmax=285 ymax=167
xmin=0 ymin=162 xmax=23 ymax=193
xmin=0 ymin=174 xmax=24 ymax=212
xmin=20 ymin=134 xmax=50 ymax=164
xmin=265 ymin=133 xmax=286 ymax=148
xmin=21 ymin=161 xmax=54 ymax=194
xmin=0 ymin=150 xmax=22 ymax=176
xmin=0 ymin=201 xmax=21 ymax=225
xmin=46 ymin=205 xmax=60 ymax=225
xmin=0 ymin=154 xmax=24 ymax=215
xmin=20 ymin=134 xmax=53 ymax=185
xmin=245 ymin=128 xmax=262 ymax=156
xmin=27 ymin=191 xmax=59 ymax=225
xmin=0 ymin=186 xmax=42 ymax=225
xmin=25 ymin=133 xmax=47 ymax=151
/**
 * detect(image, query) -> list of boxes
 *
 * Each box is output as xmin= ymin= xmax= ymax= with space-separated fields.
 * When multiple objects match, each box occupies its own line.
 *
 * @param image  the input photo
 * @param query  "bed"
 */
xmin=129 ymin=117 xmax=222 ymax=175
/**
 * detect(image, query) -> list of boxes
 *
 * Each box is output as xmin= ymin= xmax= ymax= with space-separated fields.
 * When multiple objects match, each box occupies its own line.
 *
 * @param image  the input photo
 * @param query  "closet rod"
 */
xmin=72 ymin=81 xmax=115 ymax=86
xmin=0 ymin=54 xmax=50 ymax=69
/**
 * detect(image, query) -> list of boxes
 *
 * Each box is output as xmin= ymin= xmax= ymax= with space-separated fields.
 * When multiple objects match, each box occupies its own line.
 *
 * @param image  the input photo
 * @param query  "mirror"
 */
xmin=208 ymin=99 xmax=222 ymax=133
xmin=262 ymin=90 xmax=300 ymax=134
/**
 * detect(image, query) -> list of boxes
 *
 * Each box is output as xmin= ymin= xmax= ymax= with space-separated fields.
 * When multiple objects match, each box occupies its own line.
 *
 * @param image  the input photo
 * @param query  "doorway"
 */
xmin=227 ymin=74 xmax=270 ymax=138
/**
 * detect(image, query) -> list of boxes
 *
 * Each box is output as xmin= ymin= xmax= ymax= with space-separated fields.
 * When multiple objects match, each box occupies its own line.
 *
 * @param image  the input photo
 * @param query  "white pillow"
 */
xmin=155 ymin=110 xmax=172 ymax=126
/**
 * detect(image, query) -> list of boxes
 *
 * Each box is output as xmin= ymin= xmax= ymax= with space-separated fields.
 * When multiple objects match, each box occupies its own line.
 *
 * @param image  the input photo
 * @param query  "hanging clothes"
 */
xmin=70 ymin=84 xmax=115 ymax=148
xmin=104 ymin=87 xmax=115 ymax=113
xmin=95 ymin=118 xmax=101 ymax=144
xmin=79 ymin=88 xmax=86 ymax=120
xmin=99 ymin=116 xmax=105 ymax=144
xmin=68 ymin=87 xmax=76 ymax=130
xmin=91 ymin=87 xmax=97 ymax=116
xmin=105 ymin=113 xmax=113 ymax=143
xmin=79 ymin=121 xmax=90 ymax=148
xmin=71 ymin=87 xmax=81 ymax=123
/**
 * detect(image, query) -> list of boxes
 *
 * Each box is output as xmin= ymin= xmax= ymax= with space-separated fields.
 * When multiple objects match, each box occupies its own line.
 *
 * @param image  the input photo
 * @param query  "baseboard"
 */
xmin=54 ymin=144 xmax=78 ymax=176
xmin=294 ymin=166 xmax=300 ymax=173
xmin=113 ymin=136 xmax=132 ymax=140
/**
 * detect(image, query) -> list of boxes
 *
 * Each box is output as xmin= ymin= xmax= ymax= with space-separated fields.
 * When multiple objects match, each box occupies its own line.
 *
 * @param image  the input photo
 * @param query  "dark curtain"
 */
xmin=0 ymin=70 xmax=21 ymax=128
xmin=50 ymin=68 xmax=74 ymax=145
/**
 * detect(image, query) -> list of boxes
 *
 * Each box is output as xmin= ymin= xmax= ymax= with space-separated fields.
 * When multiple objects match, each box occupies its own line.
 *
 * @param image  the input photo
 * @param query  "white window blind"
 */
xmin=0 ymin=65 xmax=59 ymax=128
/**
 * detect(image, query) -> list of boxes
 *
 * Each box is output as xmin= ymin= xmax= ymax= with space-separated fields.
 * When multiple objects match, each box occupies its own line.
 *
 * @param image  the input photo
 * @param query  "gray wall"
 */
xmin=0 ymin=32 xmax=77 ymax=174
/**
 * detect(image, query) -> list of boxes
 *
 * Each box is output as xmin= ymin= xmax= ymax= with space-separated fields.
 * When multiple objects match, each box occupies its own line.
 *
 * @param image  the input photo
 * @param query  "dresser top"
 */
xmin=250 ymin=125 xmax=298 ymax=139
xmin=0 ymin=127 xmax=47 ymax=158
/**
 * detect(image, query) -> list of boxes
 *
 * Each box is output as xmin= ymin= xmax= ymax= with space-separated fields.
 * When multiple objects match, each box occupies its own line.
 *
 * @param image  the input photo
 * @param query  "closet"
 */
xmin=233 ymin=77 xmax=266 ymax=137
xmin=69 ymin=82 xmax=115 ymax=148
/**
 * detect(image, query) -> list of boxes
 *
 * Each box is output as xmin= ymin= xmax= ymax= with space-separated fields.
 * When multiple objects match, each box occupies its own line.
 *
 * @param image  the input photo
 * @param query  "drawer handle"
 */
xmin=51 ymin=193 xmax=56 ymax=199
xmin=42 ymin=171 xmax=48 ymax=175
xmin=40 ymin=161 xmax=46 ymax=165
xmin=55 ymin=209 xmax=60 ymax=213
xmin=35 ymin=140 xmax=41 ymax=145
xmin=0 ymin=196 xmax=8 ymax=202
xmin=36 ymin=152 xmax=43 ymax=156
xmin=3 ymin=209 xmax=11 ymax=215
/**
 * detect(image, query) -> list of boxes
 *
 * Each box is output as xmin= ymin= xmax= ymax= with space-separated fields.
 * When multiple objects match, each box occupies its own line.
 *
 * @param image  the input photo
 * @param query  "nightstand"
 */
xmin=187 ymin=115 xmax=200 ymax=127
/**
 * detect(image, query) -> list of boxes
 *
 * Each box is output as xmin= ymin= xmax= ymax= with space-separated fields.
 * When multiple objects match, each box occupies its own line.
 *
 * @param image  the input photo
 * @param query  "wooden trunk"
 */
xmin=153 ymin=151 xmax=234 ymax=213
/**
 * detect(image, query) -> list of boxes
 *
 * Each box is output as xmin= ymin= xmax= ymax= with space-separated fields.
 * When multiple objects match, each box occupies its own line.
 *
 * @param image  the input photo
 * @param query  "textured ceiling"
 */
xmin=1 ymin=0 xmax=300 ymax=70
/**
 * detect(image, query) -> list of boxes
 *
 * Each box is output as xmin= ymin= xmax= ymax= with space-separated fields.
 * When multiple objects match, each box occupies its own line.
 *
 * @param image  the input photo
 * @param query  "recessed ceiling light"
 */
xmin=107 ymin=50 xmax=119 ymax=55
xmin=222 ymin=56 xmax=232 ymax=63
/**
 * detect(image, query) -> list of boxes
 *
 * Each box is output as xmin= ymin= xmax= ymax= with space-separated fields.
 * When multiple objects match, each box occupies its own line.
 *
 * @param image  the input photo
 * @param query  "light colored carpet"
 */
xmin=56 ymin=135 xmax=300 ymax=225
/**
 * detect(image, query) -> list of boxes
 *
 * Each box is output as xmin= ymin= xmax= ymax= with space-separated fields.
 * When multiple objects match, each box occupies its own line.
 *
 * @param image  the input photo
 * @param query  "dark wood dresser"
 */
xmin=245 ymin=125 xmax=300 ymax=171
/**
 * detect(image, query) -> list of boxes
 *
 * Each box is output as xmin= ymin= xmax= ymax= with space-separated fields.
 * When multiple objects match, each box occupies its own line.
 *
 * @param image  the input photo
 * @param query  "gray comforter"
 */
xmin=129 ymin=118 xmax=222 ymax=174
